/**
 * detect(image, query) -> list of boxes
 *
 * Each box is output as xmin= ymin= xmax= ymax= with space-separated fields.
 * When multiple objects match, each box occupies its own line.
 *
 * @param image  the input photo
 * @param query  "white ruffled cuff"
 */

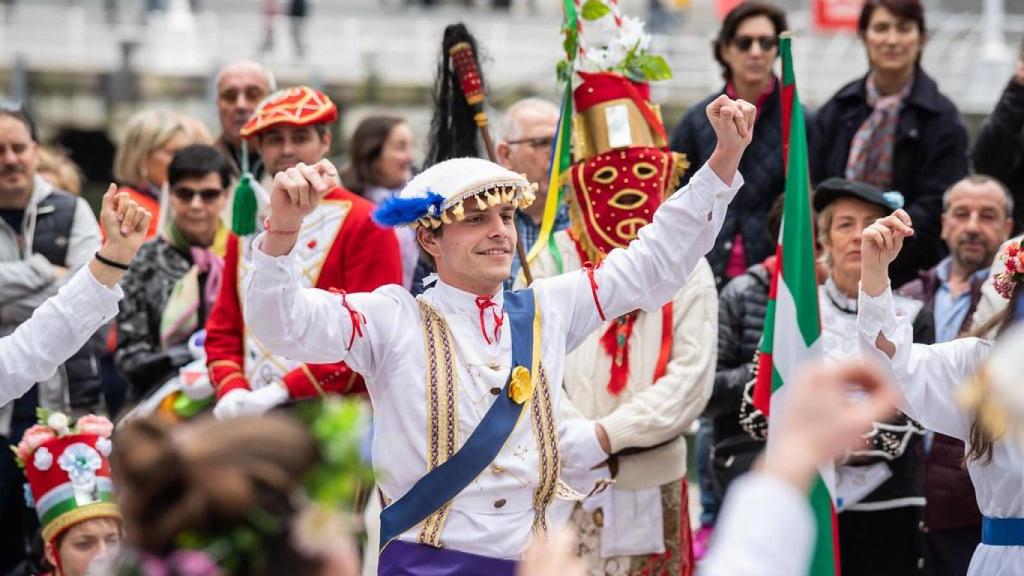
xmin=857 ymin=283 xmax=899 ymax=342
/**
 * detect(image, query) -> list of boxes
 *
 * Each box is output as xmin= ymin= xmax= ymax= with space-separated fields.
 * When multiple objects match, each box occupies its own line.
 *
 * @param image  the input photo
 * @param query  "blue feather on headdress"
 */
xmin=372 ymin=190 xmax=446 ymax=227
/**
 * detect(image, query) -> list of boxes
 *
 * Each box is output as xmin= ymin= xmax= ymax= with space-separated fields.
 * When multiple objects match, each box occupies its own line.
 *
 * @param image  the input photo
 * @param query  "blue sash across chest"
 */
xmin=379 ymin=288 xmax=538 ymax=550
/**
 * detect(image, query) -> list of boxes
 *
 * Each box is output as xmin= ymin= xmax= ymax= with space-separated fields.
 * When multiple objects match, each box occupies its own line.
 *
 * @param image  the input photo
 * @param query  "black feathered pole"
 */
xmin=424 ymin=23 xmax=487 ymax=167
xmin=426 ymin=22 xmax=534 ymax=285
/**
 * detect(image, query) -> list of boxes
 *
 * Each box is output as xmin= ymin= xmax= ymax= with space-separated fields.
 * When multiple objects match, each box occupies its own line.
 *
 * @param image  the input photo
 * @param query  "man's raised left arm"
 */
xmin=547 ymin=96 xmax=753 ymax=347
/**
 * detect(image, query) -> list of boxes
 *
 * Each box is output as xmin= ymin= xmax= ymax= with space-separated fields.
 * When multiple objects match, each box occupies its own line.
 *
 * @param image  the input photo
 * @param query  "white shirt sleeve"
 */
xmin=0 ymin=265 xmax=121 ymax=405
xmin=700 ymin=473 xmax=816 ymax=576
xmin=241 ymin=235 xmax=407 ymax=381
xmin=857 ymin=284 xmax=991 ymax=441
xmin=535 ymin=163 xmax=742 ymax=353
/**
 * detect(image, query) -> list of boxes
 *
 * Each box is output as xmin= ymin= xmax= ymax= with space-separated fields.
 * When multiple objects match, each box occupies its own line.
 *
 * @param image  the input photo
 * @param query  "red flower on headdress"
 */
xmin=993 ymin=239 xmax=1024 ymax=299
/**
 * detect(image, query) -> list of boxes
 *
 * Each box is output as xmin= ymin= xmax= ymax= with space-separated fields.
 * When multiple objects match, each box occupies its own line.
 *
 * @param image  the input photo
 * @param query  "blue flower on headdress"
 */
xmin=372 ymin=190 xmax=447 ymax=227
xmin=883 ymin=191 xmax=905 ymax=210
xmin=58 ymin=443 xmax=102 ymax=488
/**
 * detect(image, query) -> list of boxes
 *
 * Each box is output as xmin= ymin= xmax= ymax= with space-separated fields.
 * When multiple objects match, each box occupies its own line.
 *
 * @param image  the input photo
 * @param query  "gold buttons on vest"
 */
xmin=493 ymin=499 xmax=507 ymax=509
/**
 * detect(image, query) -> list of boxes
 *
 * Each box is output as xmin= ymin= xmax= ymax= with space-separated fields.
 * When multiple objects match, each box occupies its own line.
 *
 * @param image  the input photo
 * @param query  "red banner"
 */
xmin=813 ymin=0 xmax=863 ymax=31
xmin=715 ymin=0 xmax=743 ymax=20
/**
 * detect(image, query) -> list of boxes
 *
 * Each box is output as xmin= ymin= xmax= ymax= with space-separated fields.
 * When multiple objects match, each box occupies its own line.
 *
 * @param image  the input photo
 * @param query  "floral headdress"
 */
xmin=992 ymin=237 xmax=1024 ymax=299
xmin=561 ymin=0 xmax=671 ymax=83
xmin=120 ymin=397 xmax=374 ymax=576
xmin=13 ymin=409 xmax=119 ymax=544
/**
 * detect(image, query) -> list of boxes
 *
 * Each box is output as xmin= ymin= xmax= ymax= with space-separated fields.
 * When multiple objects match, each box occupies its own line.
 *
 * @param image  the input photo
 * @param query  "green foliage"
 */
xmin=581 ymin=0 xmax=609 ymax=20
xmin=9 ymin=446 xmax=23 ymax=470
xmin=298 ymin=397 xmax=375 ymax=510
xmin=175 ymin=511 xmax=280 ymax=574
xmin=557 ymin=2 xmax=673 ymax=84
xmin=637 ymin=54 xmax=672 ymax=81
xmin=556 ymin=60 xmax=572 ymax=85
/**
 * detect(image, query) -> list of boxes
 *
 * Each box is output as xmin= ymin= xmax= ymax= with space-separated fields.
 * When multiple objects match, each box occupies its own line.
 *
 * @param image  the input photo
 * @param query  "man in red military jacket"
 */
xmin=206 ymin=86 xmax=402 ymax=417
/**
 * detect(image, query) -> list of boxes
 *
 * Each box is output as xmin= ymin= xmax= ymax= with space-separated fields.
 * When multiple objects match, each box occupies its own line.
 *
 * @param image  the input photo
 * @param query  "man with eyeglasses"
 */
xmin=205 ymin=86 xmax=402 ymax=419
xmin=0 ymin=102 xmax=105 ymax=572
xmin=496 ymin=98 xmax=568 ymax=286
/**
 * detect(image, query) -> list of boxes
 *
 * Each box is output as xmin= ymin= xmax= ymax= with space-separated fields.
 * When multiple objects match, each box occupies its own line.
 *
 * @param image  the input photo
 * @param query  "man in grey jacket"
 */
xmin=0 ymin=103 xmax=102 ymax=572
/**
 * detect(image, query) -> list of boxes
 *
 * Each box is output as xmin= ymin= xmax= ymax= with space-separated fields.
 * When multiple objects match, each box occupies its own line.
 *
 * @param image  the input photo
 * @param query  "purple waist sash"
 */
xmin=378 ymin=540 xmax=517 ymax=576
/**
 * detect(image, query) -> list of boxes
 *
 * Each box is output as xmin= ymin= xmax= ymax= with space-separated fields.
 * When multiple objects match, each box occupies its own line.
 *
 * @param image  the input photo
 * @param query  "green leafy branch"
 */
xmin=557 ymin=0 xmax=672 ymax=84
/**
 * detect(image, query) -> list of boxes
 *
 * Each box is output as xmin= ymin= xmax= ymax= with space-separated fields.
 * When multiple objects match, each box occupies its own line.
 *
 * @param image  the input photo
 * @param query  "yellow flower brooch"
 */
xmin=508 ymin=366 xmax=534 ymax=405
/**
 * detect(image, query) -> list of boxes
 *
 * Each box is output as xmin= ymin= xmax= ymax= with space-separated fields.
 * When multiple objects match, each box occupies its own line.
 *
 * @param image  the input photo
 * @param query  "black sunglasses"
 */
xmin=732 ymin=35 xmax=778 ymax=52
xmin=172 ymin=186 xmax=224 ymax=203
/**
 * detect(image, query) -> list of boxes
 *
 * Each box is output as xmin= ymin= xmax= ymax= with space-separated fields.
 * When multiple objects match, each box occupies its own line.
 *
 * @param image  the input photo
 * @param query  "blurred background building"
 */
xmin=1 ymin=0 xmax=1021 ymax=198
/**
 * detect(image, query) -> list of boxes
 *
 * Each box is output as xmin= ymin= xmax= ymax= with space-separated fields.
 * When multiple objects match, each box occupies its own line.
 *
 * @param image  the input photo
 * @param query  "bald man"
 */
xmin=214 ymin=60 xmax=276 ymax=180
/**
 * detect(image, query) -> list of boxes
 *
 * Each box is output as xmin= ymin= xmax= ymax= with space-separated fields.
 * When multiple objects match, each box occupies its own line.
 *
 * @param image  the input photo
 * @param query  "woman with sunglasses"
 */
xmin=668 ymin=1 xmax=793 ymax=559
xmin=115 ymin=145 xmax=230 ymax=400
xmin=670 ymin=1 xmax=791 ymax=292
xmin=812 ymin=0 xmax=968 ymax=289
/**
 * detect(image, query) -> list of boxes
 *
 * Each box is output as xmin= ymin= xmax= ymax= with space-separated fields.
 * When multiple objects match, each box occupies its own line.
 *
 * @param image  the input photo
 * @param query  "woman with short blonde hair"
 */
xmin=114 ymin=110 xmax=194 ymax=239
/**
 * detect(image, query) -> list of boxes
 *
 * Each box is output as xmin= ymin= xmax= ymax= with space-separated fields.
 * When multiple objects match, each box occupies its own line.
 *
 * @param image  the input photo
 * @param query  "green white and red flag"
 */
xmin=752 ymin=32 xmax=839 ymax=576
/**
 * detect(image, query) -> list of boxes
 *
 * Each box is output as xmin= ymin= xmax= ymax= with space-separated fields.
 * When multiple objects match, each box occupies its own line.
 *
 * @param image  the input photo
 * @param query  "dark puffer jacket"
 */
xmin=711 ymin=261 xmax=771 ymax=441
xmin=972 ymin=79 xmax=1024 ymax=232
xmin=706 ymin=261 xmax=770 ymax=499
xmin=670 ymin=81 xmax=802 ymax=288
xmin=811 ymin=68 xmax=969 ymax=288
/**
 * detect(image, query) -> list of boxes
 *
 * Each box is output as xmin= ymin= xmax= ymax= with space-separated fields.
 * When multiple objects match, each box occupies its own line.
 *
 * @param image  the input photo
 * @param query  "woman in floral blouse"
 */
xmin=115 ymin=145 xmax=230 ymax=398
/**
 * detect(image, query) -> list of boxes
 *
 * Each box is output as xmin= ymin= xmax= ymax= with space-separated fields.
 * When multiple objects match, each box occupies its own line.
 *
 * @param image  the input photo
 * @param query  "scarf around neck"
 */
xmin=844 ymin=72 xmax=913 ymax=189
xmin=159 ymin=219 xmax=228 ymax=348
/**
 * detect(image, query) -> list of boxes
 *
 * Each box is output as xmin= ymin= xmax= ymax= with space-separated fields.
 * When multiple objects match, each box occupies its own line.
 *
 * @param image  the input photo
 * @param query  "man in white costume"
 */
xmin=241 ymin=96 xmax=754 ymax=574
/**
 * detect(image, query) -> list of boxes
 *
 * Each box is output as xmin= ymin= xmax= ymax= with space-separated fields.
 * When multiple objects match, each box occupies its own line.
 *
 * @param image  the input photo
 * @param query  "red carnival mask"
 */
xmin=567 ymin=72 xmax=688 ymax=262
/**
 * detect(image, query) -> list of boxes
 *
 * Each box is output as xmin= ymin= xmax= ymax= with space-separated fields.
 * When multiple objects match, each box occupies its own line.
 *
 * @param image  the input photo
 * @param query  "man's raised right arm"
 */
xmin=243 ymin=236 xmax=392 ymax=376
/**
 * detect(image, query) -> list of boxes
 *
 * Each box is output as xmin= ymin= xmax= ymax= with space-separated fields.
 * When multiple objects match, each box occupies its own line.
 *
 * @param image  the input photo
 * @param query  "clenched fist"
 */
xmin=98 ymin=184 xmax=152 ymax=264
xmin=706 ymin=95 xmax=756 ymax=155
xmin=267 ymin=159 xmax=341 ymax=232
xmin=860 ymin=209 xmax=914 ymax=297
xmin=704 ymin=95 xmax=756 ymax=187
